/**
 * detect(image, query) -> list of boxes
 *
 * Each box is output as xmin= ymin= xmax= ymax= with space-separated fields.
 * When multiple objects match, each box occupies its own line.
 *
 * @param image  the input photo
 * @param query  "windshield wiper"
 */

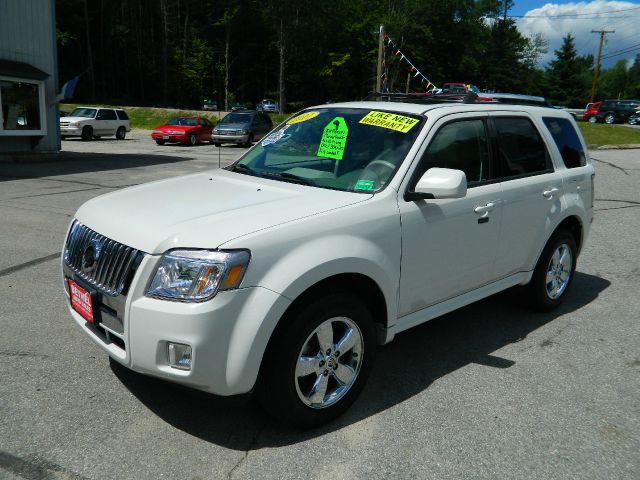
xmin=260 ymin=171 xmax=317 ymax=186
xmin=230 ymin=163 xmax=255 ymax=174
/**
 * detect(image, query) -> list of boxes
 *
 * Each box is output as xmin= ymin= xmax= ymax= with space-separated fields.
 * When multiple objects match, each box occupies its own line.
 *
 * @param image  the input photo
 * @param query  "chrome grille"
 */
xmin=60 ymin=121 xmax=70 ymax=127
xmin=64 ymin=220 xmax=141 ymax=296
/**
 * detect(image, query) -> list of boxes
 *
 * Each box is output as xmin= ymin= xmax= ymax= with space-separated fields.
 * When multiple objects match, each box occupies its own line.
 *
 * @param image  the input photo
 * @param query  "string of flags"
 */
xmin=382 ymin=33 xmax=437 ymax=92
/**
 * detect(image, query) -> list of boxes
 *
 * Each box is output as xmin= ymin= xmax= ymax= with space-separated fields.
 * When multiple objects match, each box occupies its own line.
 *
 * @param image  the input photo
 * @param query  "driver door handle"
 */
xmin=543 ymin=188 xmax=560 ymax=199
xmin=474 ymin=202 xmax=495 ymax=215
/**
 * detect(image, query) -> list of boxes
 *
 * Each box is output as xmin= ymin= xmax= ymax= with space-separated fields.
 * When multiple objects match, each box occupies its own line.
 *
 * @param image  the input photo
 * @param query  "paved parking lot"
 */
xmin=0 ymin=142 xmax=639 ymax=479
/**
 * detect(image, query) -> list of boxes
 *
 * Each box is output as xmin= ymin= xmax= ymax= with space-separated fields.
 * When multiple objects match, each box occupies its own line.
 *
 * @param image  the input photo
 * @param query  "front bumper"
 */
xmin=151 ymin=133 xmax=190 ymax=143
xmin=60 ymin=126 xmax=82 ymax=135
xmin=64 ymin=254 xmax=290 ymax=396
xmin=211 ymin=133 xmax=249 ymax=144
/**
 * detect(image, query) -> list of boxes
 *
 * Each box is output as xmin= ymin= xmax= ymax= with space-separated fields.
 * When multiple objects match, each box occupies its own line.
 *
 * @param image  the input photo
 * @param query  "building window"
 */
xmin=0 ymin=76 xmax=46 ymax=135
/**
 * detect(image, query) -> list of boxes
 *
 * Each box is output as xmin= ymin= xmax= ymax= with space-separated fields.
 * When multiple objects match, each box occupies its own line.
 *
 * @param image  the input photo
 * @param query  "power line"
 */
xmin=601 ymin=46 xmax=640 ymax=60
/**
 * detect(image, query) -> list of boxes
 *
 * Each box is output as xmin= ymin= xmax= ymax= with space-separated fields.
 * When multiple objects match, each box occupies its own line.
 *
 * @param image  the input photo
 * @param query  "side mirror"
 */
xmin=405 ymin=167 xmax=467 ymax=201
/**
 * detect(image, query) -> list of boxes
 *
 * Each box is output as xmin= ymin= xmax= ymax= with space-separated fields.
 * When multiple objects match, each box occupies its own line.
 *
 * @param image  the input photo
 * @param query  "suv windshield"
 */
xmin=70 ymin=108 xmax=97 ymax=118
xmin=228 ymin=108 xmax=423 ymax=193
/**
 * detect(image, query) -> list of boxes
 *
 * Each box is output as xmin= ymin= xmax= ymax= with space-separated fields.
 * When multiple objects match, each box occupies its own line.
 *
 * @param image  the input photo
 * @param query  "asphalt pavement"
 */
xmin=0 ymin=138 xmax=638 ymax=480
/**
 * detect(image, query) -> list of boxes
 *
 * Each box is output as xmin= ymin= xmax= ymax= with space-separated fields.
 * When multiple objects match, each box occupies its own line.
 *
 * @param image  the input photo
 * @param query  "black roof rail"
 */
xmin=363 ymin=91 xmax=472 ymax=104
xmin=363 ymin=91 xmax=552 ymax=108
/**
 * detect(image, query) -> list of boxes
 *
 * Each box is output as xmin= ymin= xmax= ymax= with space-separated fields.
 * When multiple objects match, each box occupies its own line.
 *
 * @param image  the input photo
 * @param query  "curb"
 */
xmin=588 ymin=144 xmax=640 ymax=150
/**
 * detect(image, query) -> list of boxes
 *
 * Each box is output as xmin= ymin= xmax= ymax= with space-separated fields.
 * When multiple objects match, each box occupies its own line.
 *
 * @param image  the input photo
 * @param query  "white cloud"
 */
xmin=516 ymin=1 xmax=640 ymax=68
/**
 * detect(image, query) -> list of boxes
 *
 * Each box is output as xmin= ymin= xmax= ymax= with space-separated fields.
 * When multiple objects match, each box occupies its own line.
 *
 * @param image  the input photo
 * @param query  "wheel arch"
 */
xmin=274 ymin=273 xmax=388 ymax=345
xmin=529 ymin=215 xmax=584 ymax=276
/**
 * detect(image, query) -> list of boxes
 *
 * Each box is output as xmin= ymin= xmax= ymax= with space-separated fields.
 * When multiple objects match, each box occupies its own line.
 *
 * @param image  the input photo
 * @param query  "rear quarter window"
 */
xmin=542 ymin=117 xmax=586 ymax=169
xmin=116 ymin=110 xmax=129 ymax=120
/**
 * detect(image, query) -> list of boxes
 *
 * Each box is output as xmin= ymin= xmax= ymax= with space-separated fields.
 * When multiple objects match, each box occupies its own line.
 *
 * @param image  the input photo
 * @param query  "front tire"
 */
xmin=81 ymin=126 xmax=93 ymax=141
xmin=188 ymin=134 xmax=197 ymax=146
xmin=526 ymin=229 xmax=577 ymax=312
xmin=256 ymin=292 xmax=376 ymax=428
xmin=588 ymin=116 xmax=597 ymax=124
xmin=213 ymin=142 xmax=222 ymax=147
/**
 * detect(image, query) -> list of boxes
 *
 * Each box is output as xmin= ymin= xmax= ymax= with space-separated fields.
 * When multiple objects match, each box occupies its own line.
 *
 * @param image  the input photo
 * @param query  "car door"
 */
xmin=398 ymin=115 xmax=502 ymax=316
xmin=96 ymin=109 xmax=117 ymax=135
xmin=489 ymin=113 xmax=564 ymax=278
xmin=199 ymin=118 xmax=213 ymax=141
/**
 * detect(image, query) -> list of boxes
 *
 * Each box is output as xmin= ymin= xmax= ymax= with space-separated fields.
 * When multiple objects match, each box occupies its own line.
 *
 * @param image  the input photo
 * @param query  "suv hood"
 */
xmin=216 ymin=122 xmax=249 ymax=130
xmin=60 ymin=116 xmax=93 ymax=122
xmin=74 ymin=169 xmax=370 ymax=254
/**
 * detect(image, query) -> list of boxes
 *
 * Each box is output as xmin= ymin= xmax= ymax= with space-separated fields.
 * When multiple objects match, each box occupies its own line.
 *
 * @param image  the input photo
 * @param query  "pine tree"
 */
xmin=546 ymin=34 xmax=593 ymax=107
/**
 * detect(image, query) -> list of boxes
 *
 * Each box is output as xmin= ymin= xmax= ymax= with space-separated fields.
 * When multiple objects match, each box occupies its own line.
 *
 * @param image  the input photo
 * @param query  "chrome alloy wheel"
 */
xmin=545 ymin=243 xmax=573 ymax=299
xmin=294 ymin=317 xmax=364 ymax=409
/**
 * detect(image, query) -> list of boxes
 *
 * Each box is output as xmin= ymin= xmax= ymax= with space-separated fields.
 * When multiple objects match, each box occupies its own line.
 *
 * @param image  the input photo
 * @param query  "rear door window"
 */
xmin=493 ymin=117 xmax=551 ymax=179
xmin=542 ymin=117 xmax=586 ymax=169
xmin=98 ymin=109 xmax=117 ymax=120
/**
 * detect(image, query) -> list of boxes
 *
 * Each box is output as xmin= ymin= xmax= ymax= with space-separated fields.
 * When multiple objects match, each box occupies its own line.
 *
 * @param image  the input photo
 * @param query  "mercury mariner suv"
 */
xmin=62 ymin=99 xmax=594 ymax=427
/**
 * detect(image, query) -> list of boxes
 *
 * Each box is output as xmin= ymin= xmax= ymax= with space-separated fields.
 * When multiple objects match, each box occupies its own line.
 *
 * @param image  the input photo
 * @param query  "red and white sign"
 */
xmin=68 ymin=279 xmax=94 ymax=323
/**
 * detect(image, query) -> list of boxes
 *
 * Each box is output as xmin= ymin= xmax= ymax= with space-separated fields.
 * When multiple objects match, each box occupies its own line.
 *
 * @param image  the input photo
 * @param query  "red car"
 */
xmin=583 ymin=102 xmax=602 ymax=123
xmin=151 ymin=117 xmax=214 ymax=146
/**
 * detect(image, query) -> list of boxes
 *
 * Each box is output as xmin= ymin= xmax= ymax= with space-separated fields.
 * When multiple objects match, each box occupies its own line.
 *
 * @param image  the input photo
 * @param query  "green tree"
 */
xmin=626 ymin=54 xmax=640 ymax=98
xmin=546 ymin=34 xmax=593 ymax=107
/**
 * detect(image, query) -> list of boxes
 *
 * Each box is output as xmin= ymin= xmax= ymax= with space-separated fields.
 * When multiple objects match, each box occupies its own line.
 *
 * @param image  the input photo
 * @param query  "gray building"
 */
xmin=0 ymin=0 xmax=59 ymax=154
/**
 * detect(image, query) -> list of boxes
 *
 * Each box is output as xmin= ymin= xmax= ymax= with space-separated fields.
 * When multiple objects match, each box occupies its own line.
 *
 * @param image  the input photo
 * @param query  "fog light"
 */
xmin=168 ymin=342 xmax=192 ymax=370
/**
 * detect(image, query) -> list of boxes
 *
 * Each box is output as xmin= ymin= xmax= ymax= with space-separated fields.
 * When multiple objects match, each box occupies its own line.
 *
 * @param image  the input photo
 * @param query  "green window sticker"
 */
xmin=317 ymin=117 xmax=348 ymax=161
xmin=354 ymin=179 xmax=374 ymax=191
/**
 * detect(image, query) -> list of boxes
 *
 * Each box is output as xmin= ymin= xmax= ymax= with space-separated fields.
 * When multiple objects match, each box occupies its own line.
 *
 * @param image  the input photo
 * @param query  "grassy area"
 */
xmin=578 ymin=123 xmax=640 ymax=147
xmin=60 ymin=103 xmax=289 ymax=130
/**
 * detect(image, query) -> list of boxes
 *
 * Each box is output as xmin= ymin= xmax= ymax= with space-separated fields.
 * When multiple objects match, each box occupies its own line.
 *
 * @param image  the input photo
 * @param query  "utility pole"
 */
xmin=376 ymin=25 xmax=384 ymax=93
xmin=589 ymin=30 xmax=615 ymax=103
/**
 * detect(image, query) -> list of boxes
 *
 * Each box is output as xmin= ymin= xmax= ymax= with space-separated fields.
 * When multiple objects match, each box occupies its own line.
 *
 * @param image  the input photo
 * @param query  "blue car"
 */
xmin=256 ymin=98 xmax=279 ymax=112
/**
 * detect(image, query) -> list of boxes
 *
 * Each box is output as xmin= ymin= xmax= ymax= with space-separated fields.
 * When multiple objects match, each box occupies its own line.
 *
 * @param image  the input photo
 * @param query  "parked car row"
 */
xmin=583 ymin=99 xmax=640 ymax=124
xmin=151 ymin=111 xmax=274 ymax=147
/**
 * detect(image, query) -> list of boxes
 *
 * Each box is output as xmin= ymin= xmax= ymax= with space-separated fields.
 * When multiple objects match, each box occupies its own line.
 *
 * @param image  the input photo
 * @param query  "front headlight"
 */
xmin=69 ymin=122 xmax=80 ymax=127
xmin=213 ymin=129 xmax=220 ymax=134
xmin=146 ymin=249 xmax=250 ymax=302
xmin=240 ymin=129 xmax=248 ymax=135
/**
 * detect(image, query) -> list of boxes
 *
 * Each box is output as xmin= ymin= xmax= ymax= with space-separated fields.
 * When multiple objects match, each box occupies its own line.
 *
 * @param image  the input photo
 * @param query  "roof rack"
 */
xmin=364 ymin=91 xmax=477 ymax=104
xmin=364 ymin=91 xmax=552 ymax=107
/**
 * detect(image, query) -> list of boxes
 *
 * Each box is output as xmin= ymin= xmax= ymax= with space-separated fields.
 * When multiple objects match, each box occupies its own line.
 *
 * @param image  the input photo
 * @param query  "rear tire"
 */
xmin=256 ymin=292 xmax=376 ymax=428
xmin=81 ymin=126 xmax=93 ymax=141
xmin=188 ymin=134 xmax=197 ymax=146
xmin=526 ymin=229 xmax=577 ymax=312
xmin=155 ymin=140 xmax=165 ymax=145
xmin=604 ymin=113 xmax=616 ymax=124
xmin=116 ymin=126 xmax=126 ymax=140
xmin=213 ymin=142 xmax=222 ymax=147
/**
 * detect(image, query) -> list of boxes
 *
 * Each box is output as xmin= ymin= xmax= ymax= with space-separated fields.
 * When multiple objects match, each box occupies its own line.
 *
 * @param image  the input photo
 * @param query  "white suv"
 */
xmin=60 ymin=107 xmax=131 ymax=141
xmin=62 ymin=100 xmax=594 ymax=427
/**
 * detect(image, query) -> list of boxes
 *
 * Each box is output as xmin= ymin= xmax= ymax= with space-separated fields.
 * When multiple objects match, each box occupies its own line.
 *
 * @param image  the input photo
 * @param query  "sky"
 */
xmin=512 ymin=0 xmax=640 ymax=67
